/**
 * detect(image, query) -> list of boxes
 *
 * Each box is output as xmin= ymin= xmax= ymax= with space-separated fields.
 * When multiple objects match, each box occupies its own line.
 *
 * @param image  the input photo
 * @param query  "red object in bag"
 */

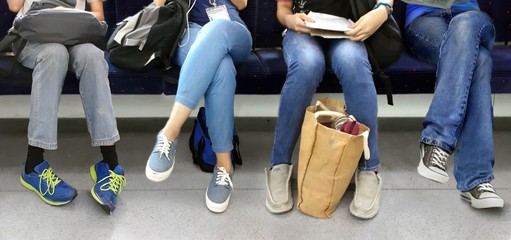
xmin=340 ymin=121 xmax=360 ymax=135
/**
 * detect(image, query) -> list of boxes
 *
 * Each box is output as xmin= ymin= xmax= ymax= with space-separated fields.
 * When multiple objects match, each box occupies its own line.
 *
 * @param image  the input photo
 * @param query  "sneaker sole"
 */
xmin=145 ymin=161 xmax=174 ymax=182
xmin=265 ymin=197 xmax=293 ymax=214
xmin=90 ymin=188 xmax=114 ymax=214
xmin=349 ymin=194 xmax=380 ymax=220
xmin=417 ymin=158 xmax=449 ymax=184
xmin=20 ymin=176 xmax=75 ymax=206
xmin=205 ymin=188 xmax=230 ymax=213
xmin=461 ymin=192 xmax=504 ymax=209
xmin=89 ymin=165 xmax=114 ymax=214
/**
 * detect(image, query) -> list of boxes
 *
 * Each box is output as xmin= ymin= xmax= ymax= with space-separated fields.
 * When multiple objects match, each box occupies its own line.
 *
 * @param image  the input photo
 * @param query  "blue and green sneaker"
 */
xmin=90 ymin=161 xmax=126 ymax=214
xmin=20 ymin=160 xmax=77 ymax=206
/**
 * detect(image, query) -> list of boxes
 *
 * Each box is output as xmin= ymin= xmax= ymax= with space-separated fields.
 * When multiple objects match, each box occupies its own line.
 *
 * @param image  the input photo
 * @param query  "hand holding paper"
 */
xmin=304 ymin=11 xmax=354 ymax=39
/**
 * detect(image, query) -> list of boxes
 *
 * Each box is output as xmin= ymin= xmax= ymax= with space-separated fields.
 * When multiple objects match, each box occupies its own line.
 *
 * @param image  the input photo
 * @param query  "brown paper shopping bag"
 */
xmin=297 ymin=98 xmax=370 ymax=218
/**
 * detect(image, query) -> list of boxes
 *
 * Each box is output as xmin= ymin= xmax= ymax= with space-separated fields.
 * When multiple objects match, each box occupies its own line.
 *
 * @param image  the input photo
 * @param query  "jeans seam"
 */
xmin=92 ymin=134 xmax=120 ymax=147
xmin=458 ymin=175 xmax=494 ymax=192
xmin=451 ymin=21 xmax=493 ymax=142
xmin=212 ymin=143 xmax=233 ymax=153
xmin=28 ymin=139 xmax=57 ymax=150
xmin=175 ymin=96 xmax=197 ymax=110
xmin=420 ymin=137 xmax=452 ymax=153
xmin=358 ymin=164 xmax=380 ymax=171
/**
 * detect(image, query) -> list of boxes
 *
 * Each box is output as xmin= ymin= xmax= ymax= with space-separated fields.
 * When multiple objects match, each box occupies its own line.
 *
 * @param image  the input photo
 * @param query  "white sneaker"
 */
xmin=349 ymin=171 xmax=382 ymax=219
xmin=265 ymin=164 xmax=293 ymax=213
xmin=461 ymin=182 xmax=504 ymax=209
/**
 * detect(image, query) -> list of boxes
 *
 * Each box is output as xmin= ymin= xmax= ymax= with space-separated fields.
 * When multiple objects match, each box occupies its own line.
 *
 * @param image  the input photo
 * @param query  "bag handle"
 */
xmin=314 ymin=110 xmax=371 ymax=160
xmin=313 ymin=110 xmax=347 ymax=119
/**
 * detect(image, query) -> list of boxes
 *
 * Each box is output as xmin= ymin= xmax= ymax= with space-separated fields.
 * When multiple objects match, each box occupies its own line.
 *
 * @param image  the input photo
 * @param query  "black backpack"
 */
xmin=348 ymin=0 xmax=404 ymax=105
xmin=189 ymin=107 xmax=243 ymax=172
xmin=107 ymin=0 xmax=188 ymax=72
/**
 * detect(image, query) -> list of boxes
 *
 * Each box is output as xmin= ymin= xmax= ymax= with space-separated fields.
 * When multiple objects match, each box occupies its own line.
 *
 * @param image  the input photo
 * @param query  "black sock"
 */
xmin=101 ymin=145 xmax=119 ymax=170
xmin=26 ymin=145 xmax=44 ymax=174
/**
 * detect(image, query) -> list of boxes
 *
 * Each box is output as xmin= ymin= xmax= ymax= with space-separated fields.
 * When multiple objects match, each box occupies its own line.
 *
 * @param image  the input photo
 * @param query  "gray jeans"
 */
xmin=16 ymin=42 xmax=119 ymax=150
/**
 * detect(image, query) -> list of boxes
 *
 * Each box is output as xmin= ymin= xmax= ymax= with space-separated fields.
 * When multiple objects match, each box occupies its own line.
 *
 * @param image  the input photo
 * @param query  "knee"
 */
xmin=286 ymin=56 xmax=325 ymax=90
xmin=74 ymin=44 xmax=106 ymax=65
xmin=37 ymin=43 xmax=68 ymax=65
xmin=451 ymin=11 xmax=495 ymax=38
xmin=332 ymin=42 xmax=371 ymax=76
xmin=287 ymin=53 xmax=325 ymax=78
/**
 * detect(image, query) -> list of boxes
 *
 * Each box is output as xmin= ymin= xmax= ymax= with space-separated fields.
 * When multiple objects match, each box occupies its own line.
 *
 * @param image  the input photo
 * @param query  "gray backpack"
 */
xmin=0 ymin=0 xmax=108 ymax=54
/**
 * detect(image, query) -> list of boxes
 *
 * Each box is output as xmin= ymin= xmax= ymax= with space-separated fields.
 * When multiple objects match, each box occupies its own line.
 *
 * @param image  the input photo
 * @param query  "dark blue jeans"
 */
xmin=270 ymin=30 xmax=380 ymax=171
xmin=406 ymin=10 xmax=496 ymax=191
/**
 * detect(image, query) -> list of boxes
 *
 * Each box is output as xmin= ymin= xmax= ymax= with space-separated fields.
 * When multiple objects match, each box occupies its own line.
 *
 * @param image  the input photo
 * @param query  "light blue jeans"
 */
xmin=405 ymin=10 xmax=496 ymax=191
xmin=173 ymin=20 xmax=252 ymax=153
xmin=270 ymin=30 xmax=380 ymax=171
xmin=16 ymin=42 xmax=120 ymax=150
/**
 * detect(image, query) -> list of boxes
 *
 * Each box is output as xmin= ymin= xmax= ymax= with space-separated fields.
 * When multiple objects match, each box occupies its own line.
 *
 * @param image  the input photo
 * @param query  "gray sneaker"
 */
xmin=349 ymin=171 xmax=382 ymax=219
xmin=145 ymin=132 xmax=177 ymax=182
xmin=265 ymin=164 xmax=293 ymax=213
xmin=461 ymin=182 xmax=504 ymax=209
xmin=417 ymin=143 xmax=450 ymax=183
xmin=205 ymin=166 xmax=233 ymax=213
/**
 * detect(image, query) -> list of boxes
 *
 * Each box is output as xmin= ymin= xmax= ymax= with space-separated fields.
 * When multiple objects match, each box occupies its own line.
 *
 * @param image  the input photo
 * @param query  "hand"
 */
xmin=284 ymin=13 xmax=314 ymax=34
xmin=154 ymin=0 xmax=165 ymax=7
xmin=345 ymin=7 xmax=388 ymax=42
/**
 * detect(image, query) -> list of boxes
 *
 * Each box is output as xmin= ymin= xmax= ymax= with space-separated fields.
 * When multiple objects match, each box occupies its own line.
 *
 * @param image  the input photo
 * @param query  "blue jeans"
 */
xmin=16 ymin=42 xmax=120 ymax=150
xmin=173 ymin=20 xmax=252 ymax=153
xmin=405 ymin=10 xmax=495 ymax=191
xmin=271 ymin=30 xmax=380 ymax=171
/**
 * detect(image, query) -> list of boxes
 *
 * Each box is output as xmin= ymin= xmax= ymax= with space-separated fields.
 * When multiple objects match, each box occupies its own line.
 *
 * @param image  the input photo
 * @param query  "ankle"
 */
xmin=25 ymin=145 xmax=44 ymax=174
xmin=161 ymin=128 xmax=179 ymax=141
xmin=100 ymin=145 xmax=119 ymax=170
xmin=216 ymin=164 xmax=232 ymax=174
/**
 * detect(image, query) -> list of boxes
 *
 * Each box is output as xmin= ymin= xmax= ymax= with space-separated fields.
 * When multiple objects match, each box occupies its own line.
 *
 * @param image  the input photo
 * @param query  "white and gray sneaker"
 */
xmin=265 ymin=164 xmax=293 ymax=213
xmin=206 ymin=166 xmax=233 ymax=213
xmin=145 ymin=131 xmax=177 ymax=182
xmin=417 ymin=143 xmax=450 ymax=183
xmin=461 ymin=182 xmax=504 ymax=209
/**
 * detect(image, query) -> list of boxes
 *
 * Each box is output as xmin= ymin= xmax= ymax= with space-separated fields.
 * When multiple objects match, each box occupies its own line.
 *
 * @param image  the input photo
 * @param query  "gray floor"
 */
xmin=1 ymin=118 xmax=511 ymax=240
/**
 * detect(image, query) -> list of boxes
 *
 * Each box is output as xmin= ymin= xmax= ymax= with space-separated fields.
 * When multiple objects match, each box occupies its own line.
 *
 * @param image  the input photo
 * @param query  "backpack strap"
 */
xmin=0 ymin=31 xmax=20 ymax=53
xmin=171 ymin=0 xmax=189 ymax=60
xmin=162 ymin=0 xmax=189 ymax=71
xmin=159 ymin=0 xmax=190 ymax=85
xmin=231 ymin=133 xmax=243 ymax=166
xmin=368 ymin=49 xmax=393 ymax=106
xmin=0 ymin=30 xmax=25 ymax=77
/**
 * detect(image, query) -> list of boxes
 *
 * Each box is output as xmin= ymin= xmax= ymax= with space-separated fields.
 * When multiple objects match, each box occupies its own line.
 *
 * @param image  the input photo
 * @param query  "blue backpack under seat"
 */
xmin=189 ymin=107 xmax=243 ymax=172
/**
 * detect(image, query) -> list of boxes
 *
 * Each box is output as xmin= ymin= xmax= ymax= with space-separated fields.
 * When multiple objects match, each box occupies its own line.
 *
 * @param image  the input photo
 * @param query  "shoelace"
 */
xmin=430 ymin=148 xmax=449 ymax=170
xmin=155 ymin=134 xmax=172 ymax=161
xmin=39 ymin=167 xmax=61 ymax=196
xmin=98 ymin=171 xmax=127 ymax=195
xmin=477 ymin=183 xmax=496 ymax=194
xmin=215 ymin=167 xmax=233 ymax=189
